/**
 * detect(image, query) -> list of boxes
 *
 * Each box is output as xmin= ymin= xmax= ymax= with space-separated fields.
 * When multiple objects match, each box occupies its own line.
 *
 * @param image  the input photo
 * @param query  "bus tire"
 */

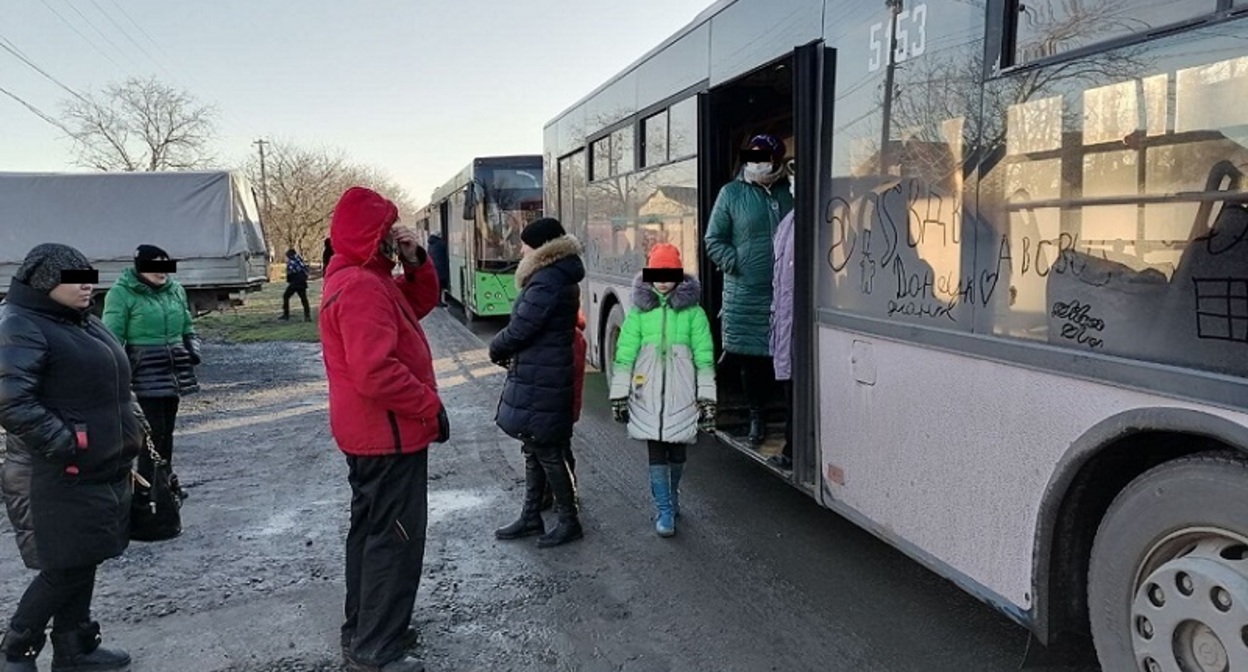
xmin=602 ymin=303 xmax=625 ymax=381
xmin=1087 ymin=453 xmax=1248 ymax=672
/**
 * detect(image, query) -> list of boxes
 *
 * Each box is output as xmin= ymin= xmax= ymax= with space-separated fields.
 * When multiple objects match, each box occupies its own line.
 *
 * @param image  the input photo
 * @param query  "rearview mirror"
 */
xmin=462 ymin=181 xmax=485 ymax=220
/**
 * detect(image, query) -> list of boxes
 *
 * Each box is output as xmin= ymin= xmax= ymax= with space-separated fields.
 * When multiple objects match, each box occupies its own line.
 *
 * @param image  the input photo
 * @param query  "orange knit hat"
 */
xmin=645 ymin=243 xmax=683 ymax=270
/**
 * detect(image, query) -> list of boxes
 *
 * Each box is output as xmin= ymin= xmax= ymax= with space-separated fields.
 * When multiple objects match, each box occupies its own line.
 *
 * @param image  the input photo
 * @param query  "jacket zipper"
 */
xmin=658 ymin=300 xmax=669 ymax=442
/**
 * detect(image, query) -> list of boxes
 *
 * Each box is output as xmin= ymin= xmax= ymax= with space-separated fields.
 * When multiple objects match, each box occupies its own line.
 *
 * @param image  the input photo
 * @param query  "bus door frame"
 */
xmin=793 ymin=40 xmax=834 ymax=491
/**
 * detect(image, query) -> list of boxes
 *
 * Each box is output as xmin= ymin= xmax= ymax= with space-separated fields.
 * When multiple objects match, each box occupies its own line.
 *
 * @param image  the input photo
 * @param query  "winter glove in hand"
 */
xmin=183 ymin=334 xmax=202 ymax=366
xmin=435 ymin=404 xmax=450 ymax=443
xmin=488 ymin=345 xmax=509 ymax=368
xmin=611 ymin=398 xmax=629 ymax=424
xmin=697 ymin=399 xmax=716 ymax=432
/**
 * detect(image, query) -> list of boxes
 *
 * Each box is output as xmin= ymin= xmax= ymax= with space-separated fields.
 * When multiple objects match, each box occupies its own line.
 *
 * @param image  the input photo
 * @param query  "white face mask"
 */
xmin=744 ymin=161 xmax=781 ymax=185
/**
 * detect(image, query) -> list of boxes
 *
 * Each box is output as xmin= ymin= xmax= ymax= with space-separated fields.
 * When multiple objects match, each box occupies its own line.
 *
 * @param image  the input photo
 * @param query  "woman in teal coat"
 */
xmin=703 ymin=134 xmax=793 ymax=446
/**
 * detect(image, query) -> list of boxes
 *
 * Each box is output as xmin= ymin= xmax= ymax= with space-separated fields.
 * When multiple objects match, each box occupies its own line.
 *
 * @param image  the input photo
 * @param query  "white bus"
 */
xmin=544 ymin=1 xmax=1248 ymax=668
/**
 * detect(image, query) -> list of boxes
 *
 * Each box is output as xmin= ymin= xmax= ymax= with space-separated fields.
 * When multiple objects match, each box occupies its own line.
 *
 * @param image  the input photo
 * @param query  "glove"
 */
xmin=435 ymin=405 xmax=450 ymax=443
xmin=183 ymin=334 xmax=202 ymax=366
xmin=697 ymin=399 xmax=716 ymax=433
xmin=489 ymin=349 xmax=510 ymax=368
xmin=611 ymin=398 xmax=629 ymax=424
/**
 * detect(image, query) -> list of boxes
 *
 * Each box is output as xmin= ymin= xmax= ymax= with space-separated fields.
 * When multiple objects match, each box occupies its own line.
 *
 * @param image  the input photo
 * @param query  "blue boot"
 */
xmin=669 ymin=462 xmax=684 ymax=518
xmin=649 ymin=465 xmax=675 ymax=537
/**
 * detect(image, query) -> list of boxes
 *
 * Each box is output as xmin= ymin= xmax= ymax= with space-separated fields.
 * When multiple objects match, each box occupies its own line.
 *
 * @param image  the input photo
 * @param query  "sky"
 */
xmin=1 ymin=0 xmax=713 ymax=203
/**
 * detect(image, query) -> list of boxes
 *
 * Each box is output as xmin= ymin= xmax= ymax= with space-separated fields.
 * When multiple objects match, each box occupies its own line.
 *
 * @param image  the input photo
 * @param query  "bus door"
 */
xmin=697 ymin=52 xmax=798 ymax=476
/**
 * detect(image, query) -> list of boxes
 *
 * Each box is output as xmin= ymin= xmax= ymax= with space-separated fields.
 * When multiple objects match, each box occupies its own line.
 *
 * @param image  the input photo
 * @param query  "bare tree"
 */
xmin=61 ymin=77 xmax=217 ymax=172
xmin=246 ymin=141 xmax=417 ymax=258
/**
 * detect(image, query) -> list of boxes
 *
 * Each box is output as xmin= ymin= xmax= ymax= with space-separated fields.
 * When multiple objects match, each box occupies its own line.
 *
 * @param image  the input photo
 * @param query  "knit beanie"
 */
xmin=520 ymin=217 xmax=566 ymax=249
xmin=135 ymin=244 xmax=170 ymax=265
xmin=645 ymin=243 xmax=683 ymax=270
xmin=14 ymin=243 xmax=93 ymax=293
xmin=748 ymin=134 xmax=786 ymax=162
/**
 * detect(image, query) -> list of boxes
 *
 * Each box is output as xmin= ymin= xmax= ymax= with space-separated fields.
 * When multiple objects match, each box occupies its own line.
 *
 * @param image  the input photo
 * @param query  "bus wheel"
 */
xmin=602 ymin=304 xmax=625 ymax=381
xmin=1088 ymin=454 xmax=1248 ymax=672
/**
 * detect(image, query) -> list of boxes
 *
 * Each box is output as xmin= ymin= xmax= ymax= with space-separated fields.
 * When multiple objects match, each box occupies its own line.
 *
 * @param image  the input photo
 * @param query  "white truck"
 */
xmin=0 ymin=170 xmax=270 ymax=313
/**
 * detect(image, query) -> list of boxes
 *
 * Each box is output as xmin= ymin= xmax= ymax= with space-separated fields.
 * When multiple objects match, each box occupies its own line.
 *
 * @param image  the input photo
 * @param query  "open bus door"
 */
xmin=696 ymin=41 xmax=830 ymax=491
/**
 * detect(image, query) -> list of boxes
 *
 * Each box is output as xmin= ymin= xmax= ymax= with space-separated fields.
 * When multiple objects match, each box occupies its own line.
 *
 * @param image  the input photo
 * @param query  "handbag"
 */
xmin=129 ymin=433 xmax=182 ymax=541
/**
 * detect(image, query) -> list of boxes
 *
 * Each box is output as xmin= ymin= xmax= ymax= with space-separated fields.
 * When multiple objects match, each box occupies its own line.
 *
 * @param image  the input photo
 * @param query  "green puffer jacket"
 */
xmin=609 ymin=274 xmax=716 ymax=444
xmin=102 ymin=268 xmax=200 ymax=398
xmin=704 ymin=177 xmax=793 ymax=356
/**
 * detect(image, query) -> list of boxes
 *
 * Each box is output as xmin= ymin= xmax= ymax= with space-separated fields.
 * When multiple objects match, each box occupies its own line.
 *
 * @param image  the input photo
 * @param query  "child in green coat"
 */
xmin=609 ymin=244 xmax=716 ymax=537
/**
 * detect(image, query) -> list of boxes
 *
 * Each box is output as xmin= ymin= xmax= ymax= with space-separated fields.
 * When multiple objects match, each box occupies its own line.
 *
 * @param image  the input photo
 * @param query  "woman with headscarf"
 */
xmin=102 ymin=244 xmax=200 ymax=501
xmin=703 ymin=134 xmax=793 ymax=446
xmin=0 ymin=243 xmax=143 ymax=672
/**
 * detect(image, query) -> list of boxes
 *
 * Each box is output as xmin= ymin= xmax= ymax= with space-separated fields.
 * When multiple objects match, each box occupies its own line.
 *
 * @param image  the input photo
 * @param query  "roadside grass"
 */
xmin=196 ymin=279 xmax=323 ymax=344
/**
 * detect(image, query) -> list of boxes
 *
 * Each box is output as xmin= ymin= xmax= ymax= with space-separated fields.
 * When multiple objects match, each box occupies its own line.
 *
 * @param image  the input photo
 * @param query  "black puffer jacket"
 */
xmin=490 ymin=235 xmax=584 ymax=444
xmin=0 ymin=281 xmax=145 ymax=570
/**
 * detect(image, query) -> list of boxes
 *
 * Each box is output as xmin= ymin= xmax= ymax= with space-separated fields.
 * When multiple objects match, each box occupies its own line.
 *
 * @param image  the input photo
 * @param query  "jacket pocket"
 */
xmin=386 ymin=411 xmax=402 ymax=454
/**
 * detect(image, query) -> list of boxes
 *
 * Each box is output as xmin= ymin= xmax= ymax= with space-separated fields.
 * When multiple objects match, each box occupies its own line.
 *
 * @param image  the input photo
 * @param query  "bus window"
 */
xmin=669 ymin=97 xmax=697 ymax=160
xmin=1015 ymin=1 xmax=1217 ymax=64
xmin=643 ymin=111 xmax=669 ymax=167
xmin=592 ymin=137 xmax=611 ymax=182
xmin=479 ymin=167 xmax=542 ymax=264
xmin=612 ymin=126 xmax=636 ymax=176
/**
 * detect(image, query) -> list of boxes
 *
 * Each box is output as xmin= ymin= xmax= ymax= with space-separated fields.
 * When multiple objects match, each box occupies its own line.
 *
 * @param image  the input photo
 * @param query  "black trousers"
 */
xmin=725 ymin=353 xmax=774 ymax=411
xmin=283 ymin=284 xmax=310 ymax=319
xmin=10 ymin=565 xmax=96 ymax=633
xmin=647 ymin=441 xmax=687 ymax=465
xmin=342 ymin=451 xmax=428 ymax=666
xmin=138 ymin=396 xmax=180 ymax=467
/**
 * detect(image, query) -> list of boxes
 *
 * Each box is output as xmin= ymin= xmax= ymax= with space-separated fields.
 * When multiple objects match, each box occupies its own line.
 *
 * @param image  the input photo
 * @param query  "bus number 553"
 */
xmin=869 ymin=3 xmax=928 ymax=72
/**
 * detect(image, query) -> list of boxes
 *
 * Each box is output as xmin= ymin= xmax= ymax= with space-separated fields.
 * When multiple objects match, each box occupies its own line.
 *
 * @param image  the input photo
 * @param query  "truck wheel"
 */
xmin=1088 ymin=453 xmax=1248 ymax=672
xmin=602 ymin=303 xmax=625 ymax=382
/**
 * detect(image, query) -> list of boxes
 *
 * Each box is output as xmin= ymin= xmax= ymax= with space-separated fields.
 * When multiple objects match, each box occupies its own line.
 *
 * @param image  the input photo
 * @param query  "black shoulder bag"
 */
xmin=130 ymin=433 xmax=182 ymax=541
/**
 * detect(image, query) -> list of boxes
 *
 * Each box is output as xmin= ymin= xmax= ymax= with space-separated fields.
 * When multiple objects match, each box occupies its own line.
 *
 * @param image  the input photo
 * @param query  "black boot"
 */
xmin=49 ymin=622 xmax=129 ymax=672
xmin=341 ymin=627 xmax=419 ymax=665
xmin=540 ymin=446 xmax=577 ymax=511
xmin=494 ymin=448 xmax=546 ymax=540
xmin=748 ymin=409 xmax=765 ymax=446
xmin=534 ymin=443 xmax=583 ymax=548
xmin=2 ymin=628 xmax=45 ymax=672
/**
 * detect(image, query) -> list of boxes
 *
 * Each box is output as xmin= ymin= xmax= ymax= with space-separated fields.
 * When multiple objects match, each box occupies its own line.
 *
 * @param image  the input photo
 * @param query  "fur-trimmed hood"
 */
xmin=631 ymin=272 xmax=701 ymax=311
xmin=516 ymin=235 xmax=583 ymax=288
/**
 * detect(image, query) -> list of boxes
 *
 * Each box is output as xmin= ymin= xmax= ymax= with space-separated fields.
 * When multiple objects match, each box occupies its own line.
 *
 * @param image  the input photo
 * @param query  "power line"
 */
xmin=104 ymin=0 xmax=175 ymax=63
xmin=34 ymin=0 xmax=124 ymax=70
xmin=0 ymin=33 xmax=87 ymax=102
xmin=57 ymin=0 xmax=141 ymax=71
xmin=0 ymin=84 xmax=74 ymax=135
xmin=86 ymin=0 xmax=163 ymax=70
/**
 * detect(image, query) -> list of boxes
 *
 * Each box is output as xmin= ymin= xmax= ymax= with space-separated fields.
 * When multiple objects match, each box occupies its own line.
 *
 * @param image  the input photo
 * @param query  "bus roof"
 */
xmin=425 ymin=155 xmax=543 ymax=207
xmin=543 ymin=0 xmax=736 ymax=130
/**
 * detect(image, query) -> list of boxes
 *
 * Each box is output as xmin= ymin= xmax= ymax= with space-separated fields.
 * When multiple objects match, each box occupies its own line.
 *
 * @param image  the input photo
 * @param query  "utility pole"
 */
xmin=880 ymin=0 xmax=902 ymax=175
xmin=253 ymin=138 xmax=272 ymax=260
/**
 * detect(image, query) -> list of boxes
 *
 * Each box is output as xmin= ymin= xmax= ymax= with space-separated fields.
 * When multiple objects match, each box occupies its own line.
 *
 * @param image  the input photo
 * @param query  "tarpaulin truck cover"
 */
xmin=0 ymin=171 xmax=266 ymax=265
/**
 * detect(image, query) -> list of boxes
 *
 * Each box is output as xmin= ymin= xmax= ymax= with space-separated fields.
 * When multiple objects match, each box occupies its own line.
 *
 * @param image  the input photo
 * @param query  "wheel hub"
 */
xmin=1132 ymin=537 xmax=1248 ymax=672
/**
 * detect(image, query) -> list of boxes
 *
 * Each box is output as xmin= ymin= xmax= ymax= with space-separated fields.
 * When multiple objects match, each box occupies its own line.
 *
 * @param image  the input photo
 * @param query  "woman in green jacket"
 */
xmin=102 ymin=244 xmax=199 ymax=500
xmin=608 ymin=244 xmax=716 ymax=538
xmin=703 ymin=134 xmax=793 ymax=446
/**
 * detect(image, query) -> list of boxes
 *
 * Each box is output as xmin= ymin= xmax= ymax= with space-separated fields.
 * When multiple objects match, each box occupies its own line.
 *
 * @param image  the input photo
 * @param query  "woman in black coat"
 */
xmin=0 ymin=244 xmax=143 ymax=672
xmin=489 ymin=218 xmax=585 ymax=548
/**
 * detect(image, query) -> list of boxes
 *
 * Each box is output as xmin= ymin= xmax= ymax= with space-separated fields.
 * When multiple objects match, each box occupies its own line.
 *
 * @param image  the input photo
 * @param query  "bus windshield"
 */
xmin=478 ymin=168 xmax=542 ymax=266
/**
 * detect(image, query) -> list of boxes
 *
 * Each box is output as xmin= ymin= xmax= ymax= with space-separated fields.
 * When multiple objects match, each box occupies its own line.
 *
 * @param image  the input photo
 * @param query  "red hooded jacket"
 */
xmin=319 ymin=187 xmax=442 ymax=456
xmin=573 ymin=309 xmax=586 ymax=422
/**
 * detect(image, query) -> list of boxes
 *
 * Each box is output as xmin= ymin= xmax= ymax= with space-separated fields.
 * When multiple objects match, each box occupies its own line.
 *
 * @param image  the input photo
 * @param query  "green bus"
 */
xmin=415 ymin=155 xmax=543 ymax=320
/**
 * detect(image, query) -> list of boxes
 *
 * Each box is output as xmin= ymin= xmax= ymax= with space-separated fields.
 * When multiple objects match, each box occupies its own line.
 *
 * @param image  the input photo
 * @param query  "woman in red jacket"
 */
xmin=319 ymin=186 xmax=446 ymax=672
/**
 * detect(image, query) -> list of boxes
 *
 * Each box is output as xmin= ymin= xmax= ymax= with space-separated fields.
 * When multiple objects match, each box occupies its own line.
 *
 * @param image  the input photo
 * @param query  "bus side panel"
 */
xmin=816 ymin=326 xmax=1248 ymax=611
